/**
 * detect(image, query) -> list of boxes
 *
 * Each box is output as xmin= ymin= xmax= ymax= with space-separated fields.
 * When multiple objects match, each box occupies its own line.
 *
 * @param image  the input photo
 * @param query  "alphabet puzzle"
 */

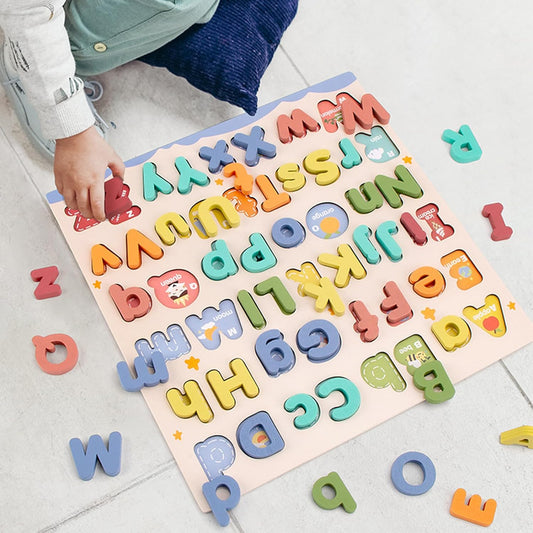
xmin=46 ymin=73 xmax=532 ymax=512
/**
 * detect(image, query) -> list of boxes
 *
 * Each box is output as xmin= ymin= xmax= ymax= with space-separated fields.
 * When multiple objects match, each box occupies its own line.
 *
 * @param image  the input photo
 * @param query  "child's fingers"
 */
xmin=76 ymin=187 xmax=92 ymax=219
xmin=108 ymin=154 xmax=125 ymax=179
xmin=90 ymin=182 xmax=106 ymax=222
xmin=62 ymin=188 xmax=78 ymax=212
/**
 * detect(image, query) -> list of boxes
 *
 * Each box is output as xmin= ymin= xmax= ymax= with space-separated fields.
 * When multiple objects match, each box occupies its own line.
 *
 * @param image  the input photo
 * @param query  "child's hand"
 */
xmin=54 ymin=126 xmax=125 ymax=221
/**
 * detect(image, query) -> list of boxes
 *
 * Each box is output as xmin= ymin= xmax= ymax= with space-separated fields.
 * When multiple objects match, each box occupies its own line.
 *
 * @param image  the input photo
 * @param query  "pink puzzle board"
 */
xmin=47 ymin=72 xmax=533 ymax=511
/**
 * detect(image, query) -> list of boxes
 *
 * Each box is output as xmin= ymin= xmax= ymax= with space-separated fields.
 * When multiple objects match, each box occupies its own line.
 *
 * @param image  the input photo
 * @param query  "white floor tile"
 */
xmin=47 ymin=468 xmax=238 ymax=533
xmin=233 ymin=364 xmax=533 ymax=533
xmin=1 ymin=2 xmax=531 ymax=531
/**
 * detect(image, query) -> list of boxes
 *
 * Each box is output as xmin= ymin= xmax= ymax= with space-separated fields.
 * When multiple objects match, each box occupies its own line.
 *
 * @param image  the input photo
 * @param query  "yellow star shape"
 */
xmin=215 ymin=178 xmax=224 ymax=186
xmin=421 ymin=307 xmax=436 ymax=320
xmin=173 ymin=430 xmax=182 ymax=440
xmin=93 ymin=280 xmax=102 ymax=289
xmin=185 ymin=356 xmax=200 ymax=370
xmin=402 ymin=156 xmax=413 ymax=164
xmin=508 ymin=301 xmax=516 ymax=310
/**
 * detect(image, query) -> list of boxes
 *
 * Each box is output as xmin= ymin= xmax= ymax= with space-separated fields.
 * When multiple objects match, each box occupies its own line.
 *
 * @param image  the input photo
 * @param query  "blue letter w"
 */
xmin=69 ymin=432 xmax=122 ymax=481
xmin=116 ymin=351 xmax=169 ymax=392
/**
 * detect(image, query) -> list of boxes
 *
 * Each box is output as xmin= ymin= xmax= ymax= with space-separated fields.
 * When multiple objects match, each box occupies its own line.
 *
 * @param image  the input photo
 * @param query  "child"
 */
xmin=0 ymin=1 xmax=298 ymax=221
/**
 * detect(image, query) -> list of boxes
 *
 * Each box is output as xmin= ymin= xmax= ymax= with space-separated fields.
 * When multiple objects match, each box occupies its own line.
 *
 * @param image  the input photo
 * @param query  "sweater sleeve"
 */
xmin=0 ymin=0 xmax=95 ymax=139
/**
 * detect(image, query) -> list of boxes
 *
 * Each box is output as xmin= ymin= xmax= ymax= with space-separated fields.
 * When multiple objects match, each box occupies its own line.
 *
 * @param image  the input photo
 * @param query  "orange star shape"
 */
xmin=93 ymin=280 xmax=102 ymax=289
xmin=508 ymin=301 xmax=516 ymax=310
xmin=402 ymin=156 xmax=413 ymax=164
xmin=215 ymin=178 xmax=224 ymax=186
xmin=185 ymin=356 xmax=200 ymax=370
xmin=421 ymin=307 xmax=436 ymax=320
xmin=173 ymin=430 xmax=182 ymax=440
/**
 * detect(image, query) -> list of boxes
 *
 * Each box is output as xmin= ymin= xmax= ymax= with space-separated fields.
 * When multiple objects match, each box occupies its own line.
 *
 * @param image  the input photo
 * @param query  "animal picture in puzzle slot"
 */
xmin=148 ymin=270 xmax=200 ymax=309
xmin=355 ymin=126 xmax=400 ymax=163
xmin=393 ymin=335 xmax=436 ymax=375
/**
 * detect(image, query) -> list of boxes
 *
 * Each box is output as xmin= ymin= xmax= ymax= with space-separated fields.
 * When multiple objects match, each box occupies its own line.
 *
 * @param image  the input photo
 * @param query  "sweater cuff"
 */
xmin=39 ymin=89 xmax=95 ymax=139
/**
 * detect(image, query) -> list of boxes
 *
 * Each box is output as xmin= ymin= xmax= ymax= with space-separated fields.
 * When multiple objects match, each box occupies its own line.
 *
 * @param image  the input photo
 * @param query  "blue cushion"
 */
xmin=139 ymin=0 xmax=299 ymax=115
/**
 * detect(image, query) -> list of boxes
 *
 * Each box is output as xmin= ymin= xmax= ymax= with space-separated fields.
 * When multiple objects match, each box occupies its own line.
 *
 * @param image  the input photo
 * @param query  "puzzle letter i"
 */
xmin=46 ymin=72 xmax=533 ymax=512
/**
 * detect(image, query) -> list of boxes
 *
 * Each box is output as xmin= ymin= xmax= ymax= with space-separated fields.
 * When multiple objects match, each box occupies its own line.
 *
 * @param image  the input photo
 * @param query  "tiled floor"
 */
xmin=1 ymin=1 xmax=532 ymax=531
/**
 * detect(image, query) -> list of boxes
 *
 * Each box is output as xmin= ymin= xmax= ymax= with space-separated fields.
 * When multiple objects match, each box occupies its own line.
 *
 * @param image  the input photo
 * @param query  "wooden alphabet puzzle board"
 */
xmin=47 ymin=72 xmax=533 ymax=511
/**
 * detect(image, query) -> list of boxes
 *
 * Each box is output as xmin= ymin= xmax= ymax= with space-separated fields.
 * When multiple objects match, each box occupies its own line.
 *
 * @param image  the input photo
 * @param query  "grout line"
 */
xmin=0 ymin=123 xmax=55 ymax=216
xmin=229 ymin=511 xmax=246 ymax=533
xmin=3 ymin=80 xmax=242 ymax=533
xmin=38 ymin=460 xmax=176 ymax=532
xmin=499 ymin=360 xmax=533 ymax=409
xmin=279 ymin=44 xmax=310 ymax=87
xmin=0 ymin=123 xmax=69 ymax=239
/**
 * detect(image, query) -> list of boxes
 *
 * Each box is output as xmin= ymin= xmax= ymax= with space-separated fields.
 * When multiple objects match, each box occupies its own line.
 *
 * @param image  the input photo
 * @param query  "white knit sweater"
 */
xmin=0 ymin=1 xmax=95 ymax=139
xmin=0 ymin=0 xmax=219 ymax=141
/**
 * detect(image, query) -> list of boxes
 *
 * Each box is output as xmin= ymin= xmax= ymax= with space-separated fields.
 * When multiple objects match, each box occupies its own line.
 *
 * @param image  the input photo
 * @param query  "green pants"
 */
xmin=64 ymin=0 xmax=220 ymax=76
